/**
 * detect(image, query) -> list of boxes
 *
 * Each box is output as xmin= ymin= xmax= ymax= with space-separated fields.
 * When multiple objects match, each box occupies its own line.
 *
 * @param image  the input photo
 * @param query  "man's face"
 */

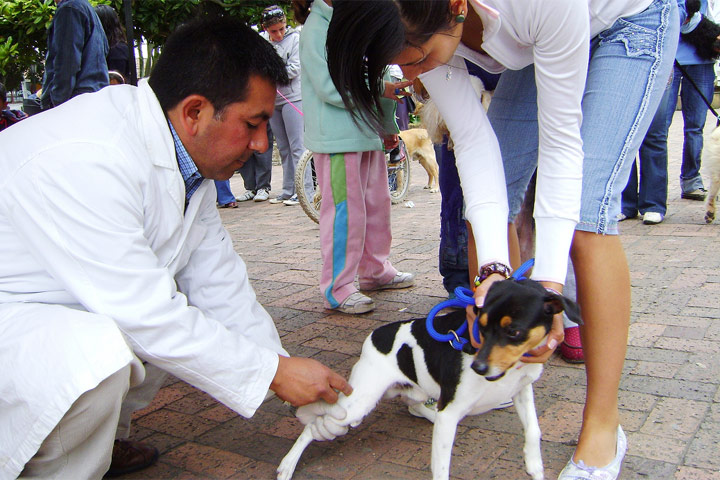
xmin=265 ymin=20 xmax=287 ymax=43
xmin=190 ymin=75 xmax=276 ymax=180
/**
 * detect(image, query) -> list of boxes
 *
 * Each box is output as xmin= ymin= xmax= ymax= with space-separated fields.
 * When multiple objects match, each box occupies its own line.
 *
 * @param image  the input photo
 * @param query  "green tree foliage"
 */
xmin=0 ymin=0 xmax=56 ymax=88
xmin=0 ymin=0 xmax=291 ymax=89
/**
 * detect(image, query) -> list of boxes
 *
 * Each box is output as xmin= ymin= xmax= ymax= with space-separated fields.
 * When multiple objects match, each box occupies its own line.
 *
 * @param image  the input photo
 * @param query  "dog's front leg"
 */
xmin=430 ymin=410 xmax=462 ymax=480
xmin=513 ymin=382 xmax=544 ymax=480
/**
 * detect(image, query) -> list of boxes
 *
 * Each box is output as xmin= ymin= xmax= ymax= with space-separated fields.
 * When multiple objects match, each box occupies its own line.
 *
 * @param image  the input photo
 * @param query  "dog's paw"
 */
xmin=705 ymin=211 xmax=715 ymax=224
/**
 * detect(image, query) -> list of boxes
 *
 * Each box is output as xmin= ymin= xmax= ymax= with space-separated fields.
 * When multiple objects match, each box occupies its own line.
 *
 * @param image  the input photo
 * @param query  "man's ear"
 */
xmin=173 ymin=94 xmax=213 ymax=138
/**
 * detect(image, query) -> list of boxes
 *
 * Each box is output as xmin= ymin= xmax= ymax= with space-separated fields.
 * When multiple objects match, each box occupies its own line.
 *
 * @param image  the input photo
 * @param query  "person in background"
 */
xmin=94 ymin=4 xmax=131 ymax=82
xmin=41 ymin=0 xmax=108 ymax=109
xmin=0 ymin=83 xmax=28 ymax=131
xmin=261 ymin=5 xmax=307 ymax=206
xmin=295 ymin=0 xmax=415 ymax=314
xmin=666 ymin=0 xmax=717 ymax=201
xmin=236 ymin=123 xmax=275 ymax=203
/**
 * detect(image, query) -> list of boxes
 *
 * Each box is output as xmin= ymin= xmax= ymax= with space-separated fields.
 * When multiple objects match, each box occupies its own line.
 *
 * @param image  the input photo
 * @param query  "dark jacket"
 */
xmin=41 ymin=0 xmax=109 ymax=109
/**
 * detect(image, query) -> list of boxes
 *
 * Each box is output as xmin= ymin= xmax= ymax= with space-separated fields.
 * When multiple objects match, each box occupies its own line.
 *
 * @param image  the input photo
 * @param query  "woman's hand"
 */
xmin=521 ymin=280 xmax=565 ymax=363
xmin=465 ymin=272 xmax=506 ymax=348
xmin=383 ymin=80 xmax=413 ymax=102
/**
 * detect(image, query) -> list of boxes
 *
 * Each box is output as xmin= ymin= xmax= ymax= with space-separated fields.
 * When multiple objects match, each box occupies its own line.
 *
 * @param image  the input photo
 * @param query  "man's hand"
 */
xmin=296 ymin=402 xmax=349 ymax=441
xmin=270 ymin=356 xmax=353 ymax=406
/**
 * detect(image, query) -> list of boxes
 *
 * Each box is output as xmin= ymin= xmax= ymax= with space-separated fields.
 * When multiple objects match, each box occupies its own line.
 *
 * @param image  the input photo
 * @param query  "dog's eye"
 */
xmin=506 ymin=328 xmax=522 ymax=340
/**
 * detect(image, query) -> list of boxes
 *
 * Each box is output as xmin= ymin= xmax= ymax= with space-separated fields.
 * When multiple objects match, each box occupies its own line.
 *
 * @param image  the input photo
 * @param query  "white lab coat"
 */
xmin=0 ymin=80 xmax=287 ymax=479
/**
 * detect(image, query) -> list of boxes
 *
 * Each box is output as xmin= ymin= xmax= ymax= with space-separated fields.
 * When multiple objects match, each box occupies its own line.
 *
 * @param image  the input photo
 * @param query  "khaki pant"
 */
xmin=20 ymin=363 xmax=167 ymax=479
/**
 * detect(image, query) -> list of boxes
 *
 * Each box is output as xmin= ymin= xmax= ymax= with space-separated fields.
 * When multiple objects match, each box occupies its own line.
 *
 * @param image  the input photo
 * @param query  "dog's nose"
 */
xmin=471 ymin=361 xmax=489 ymax=376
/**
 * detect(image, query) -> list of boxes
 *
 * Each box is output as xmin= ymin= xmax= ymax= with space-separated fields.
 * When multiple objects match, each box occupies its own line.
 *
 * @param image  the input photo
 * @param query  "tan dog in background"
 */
xmin=398 ymin=128 xmax=439 ymax=193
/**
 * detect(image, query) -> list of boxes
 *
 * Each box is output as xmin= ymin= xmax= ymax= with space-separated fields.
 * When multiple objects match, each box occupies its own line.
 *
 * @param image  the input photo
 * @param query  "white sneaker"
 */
xmin=283 ymin=195 xmax=300 ymax=206
xmin=362 ymin=272 xmax=415 ymax=291
xmin=236 ymin=190 xmax=255 ymax=202
xmin=253 ymin=189 xmax=270 ymax=202
xmin=334 ymin=292 xmax=375 ymax=314
xmin=269 ymin=196 xmax=286 ymax=204
xmin=642 ymin=212 xmax=663 ymax=225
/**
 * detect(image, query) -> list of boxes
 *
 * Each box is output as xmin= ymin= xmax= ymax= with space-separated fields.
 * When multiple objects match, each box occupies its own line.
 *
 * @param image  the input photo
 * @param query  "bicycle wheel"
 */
xmin=295 ymin=149 xmax=321 ymax=223
xmin=387 ymin=140 xmax=410 ymax=204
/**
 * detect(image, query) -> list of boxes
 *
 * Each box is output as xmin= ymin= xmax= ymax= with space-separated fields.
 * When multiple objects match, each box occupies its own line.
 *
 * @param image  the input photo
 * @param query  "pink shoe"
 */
xmin=559 ymin=326 xmax=584 ymax=363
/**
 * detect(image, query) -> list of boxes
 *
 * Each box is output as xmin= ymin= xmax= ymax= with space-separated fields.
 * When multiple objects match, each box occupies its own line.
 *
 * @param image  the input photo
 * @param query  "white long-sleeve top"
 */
xmin=420 ymin=0 xmax=653 ymax=284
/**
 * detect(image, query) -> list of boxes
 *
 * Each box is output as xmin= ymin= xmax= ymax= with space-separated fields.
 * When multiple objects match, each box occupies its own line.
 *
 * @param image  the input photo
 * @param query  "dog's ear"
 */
xmin=544 ymin=293 xmax=583 ymax=325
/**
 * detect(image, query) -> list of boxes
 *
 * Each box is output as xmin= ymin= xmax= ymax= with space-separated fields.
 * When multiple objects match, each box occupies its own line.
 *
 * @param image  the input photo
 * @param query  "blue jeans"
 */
xmin=491 ymin=0 xmax=679 ymax=234
xmin=214 ymin=180 xmax=235 ymax=205
xmin=622 ymin=82 xmax=672 ymax=216
xmin=438 ymin=141 xmax=471 ymax=295
xmin=666 ymin=62 xmax=714 ymax=193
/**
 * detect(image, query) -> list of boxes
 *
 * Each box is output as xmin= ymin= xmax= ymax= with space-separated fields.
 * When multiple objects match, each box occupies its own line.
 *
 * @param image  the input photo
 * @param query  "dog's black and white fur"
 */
xmin=277 ymin=279 xmax=581 ymax=480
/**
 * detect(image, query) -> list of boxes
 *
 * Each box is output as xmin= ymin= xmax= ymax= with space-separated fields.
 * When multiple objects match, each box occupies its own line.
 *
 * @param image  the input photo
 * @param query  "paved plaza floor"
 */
xmin=119 ymin=111 xmax=720 ymax=480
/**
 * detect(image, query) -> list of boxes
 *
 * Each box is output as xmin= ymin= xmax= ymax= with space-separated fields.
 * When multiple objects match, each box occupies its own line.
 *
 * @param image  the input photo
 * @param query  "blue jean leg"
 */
xmin=621 ymin=82 xmax=672 ymax=216
xmin=580 ymin=0 xmax=678 ymax=233
xmin=438 ymin=140 xmax=470 ymax=295
xmin=495 ymin=0 xmax=678 ymax=234
xmin=668 ymin=63 xmax=714 ymax=192
xmin=214 ymin=180 xmax=235 ymax=205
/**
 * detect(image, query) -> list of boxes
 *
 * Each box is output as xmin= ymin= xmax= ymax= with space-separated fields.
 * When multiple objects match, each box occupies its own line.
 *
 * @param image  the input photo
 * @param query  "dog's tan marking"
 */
xmin=479 ymin=313 xmax=488 ymax=328
xmin=488 ymin=326 xmax=547 ymax=371
xmin=500 ymin=316 xmax=512 ymax=328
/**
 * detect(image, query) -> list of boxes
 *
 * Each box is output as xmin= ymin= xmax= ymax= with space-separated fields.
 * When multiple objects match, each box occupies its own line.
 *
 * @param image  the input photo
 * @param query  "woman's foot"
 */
xmin=559 ymin=425 xmax=626 ymax=480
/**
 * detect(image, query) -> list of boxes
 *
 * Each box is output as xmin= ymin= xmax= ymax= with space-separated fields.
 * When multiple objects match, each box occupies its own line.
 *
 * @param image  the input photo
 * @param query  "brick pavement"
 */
xmin=120 ymin=112 xmax=720 ymax=480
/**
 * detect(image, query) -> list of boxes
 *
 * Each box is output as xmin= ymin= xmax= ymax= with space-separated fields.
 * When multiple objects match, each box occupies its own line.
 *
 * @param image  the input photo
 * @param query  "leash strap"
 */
xmin=426 ymin=258 xmax=536 ymax=351
xmin=674 ymin=61 xmax=720 ymax=127
xmin=276 ymin=90 xmax=304 ymax=116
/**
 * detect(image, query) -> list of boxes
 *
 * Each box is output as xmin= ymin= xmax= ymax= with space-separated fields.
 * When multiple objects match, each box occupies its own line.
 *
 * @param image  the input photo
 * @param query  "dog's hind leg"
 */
xmin=277 ymin=428 xmax=314 ymax=480
xmin=705 ymin=177 xmax=719 ymax=223
xmin=430 ymin=409 xmax=463 ymax=480
xmin=513 ymin=382 xmax=544 ymax=480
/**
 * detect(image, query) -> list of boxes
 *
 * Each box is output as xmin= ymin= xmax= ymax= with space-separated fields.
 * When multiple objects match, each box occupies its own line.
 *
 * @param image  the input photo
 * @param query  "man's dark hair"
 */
xmin=149 ymin=17 xmax=288 ymax=115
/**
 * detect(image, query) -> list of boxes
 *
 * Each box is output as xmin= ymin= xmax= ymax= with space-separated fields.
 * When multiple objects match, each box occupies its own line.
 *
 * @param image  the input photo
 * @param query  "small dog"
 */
xmin=277 ymin=279 xmax=581 ymax=480
xmin=398 ymin=128 xmax=439 ymax=192
xmin=704 ymin=124 xmax=720 ymax=223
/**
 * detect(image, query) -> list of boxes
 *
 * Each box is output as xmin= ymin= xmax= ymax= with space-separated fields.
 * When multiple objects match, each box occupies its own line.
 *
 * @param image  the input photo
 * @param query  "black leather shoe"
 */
xmin=104 ymin=439 xmax=159 ymax=477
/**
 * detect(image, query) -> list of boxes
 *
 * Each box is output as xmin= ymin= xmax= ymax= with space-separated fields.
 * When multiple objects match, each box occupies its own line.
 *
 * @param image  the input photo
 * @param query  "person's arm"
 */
xmin=300 ymin=23 xmax=346 ymax=107
xmin=4 ymin=145 xmax=336 ymax=416
xmin=47 ymin=5 xmax=86 ymax=106
xmin=524 ymin=0 xmax=588 ymax=285
xmin=285 ymin=33 xmax=302 ymax=80
xmin=420 ymin=56 xmax=511 ymax=271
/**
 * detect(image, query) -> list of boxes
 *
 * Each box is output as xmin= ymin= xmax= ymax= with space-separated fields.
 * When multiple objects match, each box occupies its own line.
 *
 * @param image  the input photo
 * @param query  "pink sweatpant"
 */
xmin=315 ymin=151 xmax=398 ymax=308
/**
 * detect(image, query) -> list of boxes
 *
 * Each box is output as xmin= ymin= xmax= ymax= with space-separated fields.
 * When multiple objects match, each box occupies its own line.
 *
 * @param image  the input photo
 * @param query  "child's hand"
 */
xmin=383 ymin=80 xmax=413 ymax=102
xmin=383 ymin=134 xmax=399 ymax=150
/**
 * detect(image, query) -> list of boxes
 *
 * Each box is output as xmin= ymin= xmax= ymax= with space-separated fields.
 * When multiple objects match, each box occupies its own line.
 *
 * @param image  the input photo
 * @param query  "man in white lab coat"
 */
xmin=0 ymin=18 xmax=350 ymax=479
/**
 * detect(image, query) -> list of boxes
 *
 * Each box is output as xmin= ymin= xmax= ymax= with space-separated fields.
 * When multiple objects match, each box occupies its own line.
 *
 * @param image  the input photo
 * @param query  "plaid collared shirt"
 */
xmin=168 ymin=120 xmax=204 ymax=208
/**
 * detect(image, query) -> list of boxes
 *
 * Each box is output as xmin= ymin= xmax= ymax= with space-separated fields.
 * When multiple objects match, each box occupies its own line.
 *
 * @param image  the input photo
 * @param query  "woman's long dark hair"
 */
xmin=326 ymin=0 xmax=454 ymax=133
xmin=95 ymin=4 xmax=126 ymax=48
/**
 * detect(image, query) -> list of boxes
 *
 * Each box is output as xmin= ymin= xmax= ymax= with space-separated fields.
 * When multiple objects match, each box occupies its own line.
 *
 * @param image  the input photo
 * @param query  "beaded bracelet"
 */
xmin=473 ymin=262 xmax=512 ymax=289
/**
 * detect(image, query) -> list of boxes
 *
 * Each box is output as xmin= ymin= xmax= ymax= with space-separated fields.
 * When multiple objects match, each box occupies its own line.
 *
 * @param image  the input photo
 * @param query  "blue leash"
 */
xmin=425 ymin=259 xmax=535 ymax=351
